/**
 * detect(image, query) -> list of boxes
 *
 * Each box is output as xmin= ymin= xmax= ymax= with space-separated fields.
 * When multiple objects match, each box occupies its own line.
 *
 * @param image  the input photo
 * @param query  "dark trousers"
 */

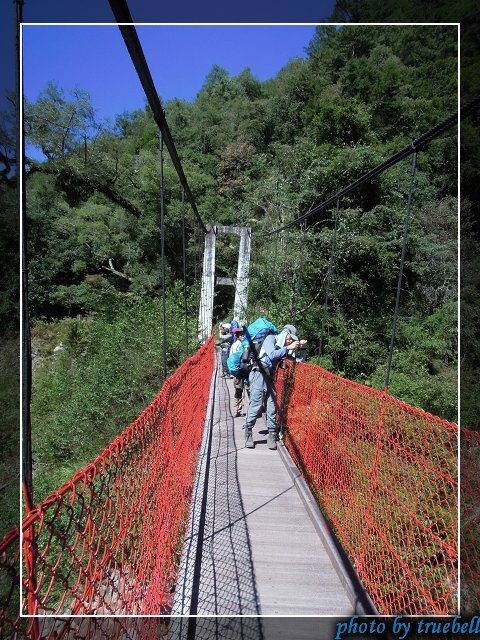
xmin=221 ymin=347 xmax=230 ymax=375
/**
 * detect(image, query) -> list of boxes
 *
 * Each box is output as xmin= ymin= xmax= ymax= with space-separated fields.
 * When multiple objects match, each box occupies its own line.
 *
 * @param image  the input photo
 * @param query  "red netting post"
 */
xmin=182 ymin=188 xmax=189 ymax=358
xmin=23 ymin=530 xmax=38 ymax=616
xmin=276 ymin=361 xmax=289 ymax=439
xmin=22 ymin=508 xmax=39 ymax=638
xmin=16 ymin=0 xmax=34 ymax=511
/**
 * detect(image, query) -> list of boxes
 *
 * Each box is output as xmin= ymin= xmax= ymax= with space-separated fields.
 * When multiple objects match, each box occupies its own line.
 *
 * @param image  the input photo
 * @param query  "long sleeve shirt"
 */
xmin=231 ymin=338 xmax=243 ymax=355
xmin=258 ymin=334 xmax=288 ymax=370
xmin=217 ymin=330 xmax=232 ymax=350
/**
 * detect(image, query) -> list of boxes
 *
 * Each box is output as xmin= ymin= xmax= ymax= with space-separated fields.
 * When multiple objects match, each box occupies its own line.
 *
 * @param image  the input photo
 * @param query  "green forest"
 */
xmin=1 ymin=15 xmax=475 ymax=526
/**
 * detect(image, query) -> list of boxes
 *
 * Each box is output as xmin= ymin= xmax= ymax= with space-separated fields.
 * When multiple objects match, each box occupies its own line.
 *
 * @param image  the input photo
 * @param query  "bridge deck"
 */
xmin=173 ymin=348 xmax=354 ymax=617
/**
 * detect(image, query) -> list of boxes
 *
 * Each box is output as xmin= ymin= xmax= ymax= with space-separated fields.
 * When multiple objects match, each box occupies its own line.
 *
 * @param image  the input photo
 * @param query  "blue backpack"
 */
xmin=226 ymin=348 xmax=244 ymax=377
xmin=230 ymin=319 xmax=240 ymax=344
xmin=240 ymin=318 xmax=278 ymax=350
xmin=227 ymin=318 xmax=278 ymax=377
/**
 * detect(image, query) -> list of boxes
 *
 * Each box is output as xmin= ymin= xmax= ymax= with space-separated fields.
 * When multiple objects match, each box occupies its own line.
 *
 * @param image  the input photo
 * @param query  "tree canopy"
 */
xmin=17 ymin=24 xmax=460 ymax=428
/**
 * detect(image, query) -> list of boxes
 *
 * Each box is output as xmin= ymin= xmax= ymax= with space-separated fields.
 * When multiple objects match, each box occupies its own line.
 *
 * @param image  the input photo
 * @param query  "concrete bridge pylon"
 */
xmin=198 ymin=225 xmax=251 ymax=343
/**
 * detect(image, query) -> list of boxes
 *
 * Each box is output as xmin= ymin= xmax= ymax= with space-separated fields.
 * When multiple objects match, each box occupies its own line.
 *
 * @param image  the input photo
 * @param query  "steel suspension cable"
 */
xmin=296 ymin=222 xmax=306 ymax=321
xmin=16 ymin=0 xmax=33 ymax=512
xmin=290 ymin=227 xmax=303 ymax=323
xmin=273 ymin=231 xmax=279 ymax=282
xmin=385 ymin=152 xmax=418 ymax=390
xmin=108 ymin=0 xmax=208 ymax=235
xmin=273 ymin=181 xmax=281 ymax=280
xmin=290 ymin=229 xmax=297 ymax=323
xmin=267 ymin=97 xmax=480 ymax=236
xmin=159 ymin=131 xmax=167 ymax=380
xmin=181 ymin=189 xmax=189 ymax=358
xmin=317 ymin=198 xmax=340 ymax=361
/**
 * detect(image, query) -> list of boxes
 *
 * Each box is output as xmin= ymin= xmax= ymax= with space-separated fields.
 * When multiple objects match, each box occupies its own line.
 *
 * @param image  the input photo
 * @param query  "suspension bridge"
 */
xmin=2 ymin=1 xmax=480 ymax=637
xmin=0 ymin=337 xmax=465 ymax=631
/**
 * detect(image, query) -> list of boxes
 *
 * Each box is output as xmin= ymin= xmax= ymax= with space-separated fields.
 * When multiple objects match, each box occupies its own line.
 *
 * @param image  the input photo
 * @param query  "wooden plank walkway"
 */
xmin=172 ymin=348 xmax=354 ymax=619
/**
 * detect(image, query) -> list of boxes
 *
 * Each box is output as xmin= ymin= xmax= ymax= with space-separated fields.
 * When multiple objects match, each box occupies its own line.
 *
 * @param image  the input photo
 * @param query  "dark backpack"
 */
xmin=239 ymin=328 xmax=274 ymax=377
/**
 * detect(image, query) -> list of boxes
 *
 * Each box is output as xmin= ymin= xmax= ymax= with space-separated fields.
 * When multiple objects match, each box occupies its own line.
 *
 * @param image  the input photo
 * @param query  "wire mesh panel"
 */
xmin=0 ymin=338 xmax=214 ymax=637
xmin=460 ymin=427 xmax=480 ymax=614
xmin=172 ymin=351 xmax=261 ymax=617
xmin=276 ymin=360 xmax=457 ymax=615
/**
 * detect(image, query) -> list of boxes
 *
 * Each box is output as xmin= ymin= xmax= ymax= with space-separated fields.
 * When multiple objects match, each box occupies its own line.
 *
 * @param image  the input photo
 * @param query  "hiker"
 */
xmin=218 ymin=323 xmax=232 ymax=378
xmin=244 ymin=323 xmax=306 ymax=451
xmin=230 ymin=327 xmax=249 ymax=417
xmin=277 ymin=324 xmax=307 ymax=362
xmin=276 ymin=324 xmax=308 ymax=363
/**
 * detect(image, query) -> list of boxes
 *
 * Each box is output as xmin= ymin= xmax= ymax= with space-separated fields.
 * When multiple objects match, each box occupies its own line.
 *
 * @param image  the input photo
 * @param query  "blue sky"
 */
xmin=23 ymin=25 xmax=319 ymax=124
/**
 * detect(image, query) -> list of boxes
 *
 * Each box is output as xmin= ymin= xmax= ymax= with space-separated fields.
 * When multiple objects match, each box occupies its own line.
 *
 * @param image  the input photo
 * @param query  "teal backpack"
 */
xmin=226 ymin=348 xmax=244 ymax=377
xmin=227 ymin=318 xmax=278 ymax=377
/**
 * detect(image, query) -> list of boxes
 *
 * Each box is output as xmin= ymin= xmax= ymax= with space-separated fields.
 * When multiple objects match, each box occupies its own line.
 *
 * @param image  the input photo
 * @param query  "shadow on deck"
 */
xmin=172 ymin=348 xmax=358 ymax=637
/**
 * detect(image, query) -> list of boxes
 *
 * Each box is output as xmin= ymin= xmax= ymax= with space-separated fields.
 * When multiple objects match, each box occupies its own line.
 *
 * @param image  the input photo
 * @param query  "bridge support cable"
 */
xmin=385 ymin=152 xmax=417 ymax=390
xmin=288 ymin=224 xmax=305 ymax=324
xmin=107 ymin=0 xmax=208 ymax=235
xmin=159 ymin=131 xmax=167 ymax=380
xmin=16 ymin=0 xmax=31 ymax=507
xmin=16 ymin=0 xmax=33 ymax=512
xmin=195 ymin=221 xmax=201 ymax=344
xmin=266 ymin=97 xmax=480 ymax=236
xmin=298 ymin=223 xmax=307 ymax=314
xmin=317 ymin=198 xmax=340 ymax=361
xmin=273 ymin=231 xmax=280 ymax=282
xmin=272 ymin=181 xmax=282 ymax=282
xmin=181 ymin=189 xmax=189 ymax=358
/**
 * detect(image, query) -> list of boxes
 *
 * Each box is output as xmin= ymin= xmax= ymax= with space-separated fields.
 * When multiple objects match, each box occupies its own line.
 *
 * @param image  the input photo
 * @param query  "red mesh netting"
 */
xmin=0 ymin=337 xmax=214 ymax=638
xmin=276 ymin=359 xmax=458 ymax=615
xmin=460 ymin=426 xmax=480 ymax=614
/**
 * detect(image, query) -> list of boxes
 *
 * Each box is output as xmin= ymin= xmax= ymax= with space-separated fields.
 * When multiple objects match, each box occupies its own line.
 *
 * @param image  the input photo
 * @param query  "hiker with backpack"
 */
xmin=242 ymin=321 xmax=306 ymax=451
xmin=230 ymin=327 xmax=249 ymax=417
xmin=217 ymin=323 xmax=233 ymax=378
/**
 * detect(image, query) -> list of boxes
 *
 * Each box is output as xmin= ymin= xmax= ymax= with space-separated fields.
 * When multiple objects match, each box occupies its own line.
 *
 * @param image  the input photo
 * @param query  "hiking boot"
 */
xmin=245 ymin=430 xmax=255 ymax=449
xmin=267 ymin=431 xmax=277 ymax=450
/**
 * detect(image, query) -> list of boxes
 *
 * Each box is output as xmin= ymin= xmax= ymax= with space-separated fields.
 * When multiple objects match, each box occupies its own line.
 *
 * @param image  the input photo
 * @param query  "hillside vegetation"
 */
xmin=13 ymin=24 xmax=461 ymax=500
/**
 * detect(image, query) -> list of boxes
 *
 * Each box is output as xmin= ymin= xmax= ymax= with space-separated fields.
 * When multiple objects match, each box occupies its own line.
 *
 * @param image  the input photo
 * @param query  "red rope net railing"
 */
xmin=0 ymin=337 xmax=214 ymax=639
xmin=460 ymin=426 xmax=480 ymax=614
xmin=276 ymin=359 xmax=458 ymax=615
